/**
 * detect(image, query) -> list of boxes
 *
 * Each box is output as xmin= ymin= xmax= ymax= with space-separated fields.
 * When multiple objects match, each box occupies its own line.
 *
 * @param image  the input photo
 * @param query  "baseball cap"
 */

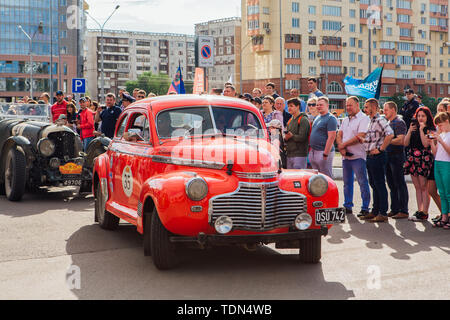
xmin=405 ymin=88 xmax=414 ymax=94
xmin=79 ymin=97 xmax=87 ymax=102
xmin=56 ymin=90 xmax=63 ymax=96
xmin=254 ymin=97 xmax=262 ymax=105
xmin=267 ymin=119 xmax=282 ymax=129
xmin=122 ymin=93 xmax=136 ymax=103
xmin=243 ymin=93 xmax=254 ymax=101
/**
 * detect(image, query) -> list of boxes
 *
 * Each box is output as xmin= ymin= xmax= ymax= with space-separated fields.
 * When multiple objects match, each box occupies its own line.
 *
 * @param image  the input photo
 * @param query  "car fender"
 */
xmin=137 ymin=170 xmax=238 ymax=236
xmin=279 ymin=170 xmax=339 ymax=228
xmin=93 ymin=152 xmax=111 ymax=196
xmin=85 ymin=136 xmax=111 ymax=169
xmin=0 ymin=136 xmax=32 ymax=184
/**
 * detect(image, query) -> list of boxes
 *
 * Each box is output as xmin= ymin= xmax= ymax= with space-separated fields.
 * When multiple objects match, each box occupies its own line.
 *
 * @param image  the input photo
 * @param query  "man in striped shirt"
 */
xmin=359 ymin=98 xmax=394 ymax=223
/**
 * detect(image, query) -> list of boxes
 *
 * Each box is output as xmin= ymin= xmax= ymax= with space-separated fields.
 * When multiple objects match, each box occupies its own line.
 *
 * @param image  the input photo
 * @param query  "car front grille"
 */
xmin=209 ymin=182 xmax=307 ymax=231
xmin=48 ymin=132 xmax=76 ymax=159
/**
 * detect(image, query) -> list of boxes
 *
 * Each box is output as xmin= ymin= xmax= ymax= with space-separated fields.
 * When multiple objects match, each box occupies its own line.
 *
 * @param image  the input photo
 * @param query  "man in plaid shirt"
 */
xmin=358 ymin=98 xmax=394 ymax=222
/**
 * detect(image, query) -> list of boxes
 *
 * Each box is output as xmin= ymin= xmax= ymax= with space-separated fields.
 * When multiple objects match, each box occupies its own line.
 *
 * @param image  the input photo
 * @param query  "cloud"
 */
xmin=85 ymin=0 xmax=241 ymax=34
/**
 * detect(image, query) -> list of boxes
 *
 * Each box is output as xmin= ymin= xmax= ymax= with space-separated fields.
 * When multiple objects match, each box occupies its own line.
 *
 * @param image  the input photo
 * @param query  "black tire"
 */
xmin=95 ymin=180 xmax=119 ymax=230
xmin=143 ymin=213 xmax=152 ymax=257
xmin=150 ymin=208 xmax=177 ymax=270
xmin=4 ymin=147 xmax=26 ymax=202
xmin=299 ymin=236 xmax=322 ymax=264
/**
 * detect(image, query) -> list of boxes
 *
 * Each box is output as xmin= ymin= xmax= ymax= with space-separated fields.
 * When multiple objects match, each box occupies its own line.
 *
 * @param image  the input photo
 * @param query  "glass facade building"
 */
xmin=0 ymin=0 xmax=86 ymax=102
xmin=0 ymin=0 xmax=59 ymax=56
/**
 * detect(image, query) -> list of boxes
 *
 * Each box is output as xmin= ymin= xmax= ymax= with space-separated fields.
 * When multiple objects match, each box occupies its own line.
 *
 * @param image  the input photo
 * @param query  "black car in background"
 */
xmin=0 ymin=104 xmax=109 ymax=201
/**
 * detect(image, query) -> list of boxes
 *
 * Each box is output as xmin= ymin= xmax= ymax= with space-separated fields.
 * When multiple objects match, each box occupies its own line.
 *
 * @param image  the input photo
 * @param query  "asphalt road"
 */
xmin=0 ymin=182 xmax=449 ymax=300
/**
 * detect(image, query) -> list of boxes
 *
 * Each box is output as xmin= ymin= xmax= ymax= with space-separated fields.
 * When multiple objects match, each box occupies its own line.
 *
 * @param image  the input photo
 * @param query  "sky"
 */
xmin=85 ymin=0 xmax=242 ymax=35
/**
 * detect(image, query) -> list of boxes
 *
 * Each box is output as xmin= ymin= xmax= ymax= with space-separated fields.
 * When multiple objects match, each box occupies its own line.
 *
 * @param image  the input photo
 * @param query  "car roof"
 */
xmin=125 ymin=94 xmax=261 ymax=116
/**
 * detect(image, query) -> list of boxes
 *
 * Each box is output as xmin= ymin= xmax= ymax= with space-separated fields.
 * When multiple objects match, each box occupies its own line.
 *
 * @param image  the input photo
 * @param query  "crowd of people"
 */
xmin=216 ymin=81 xmax=450 ymax=228
xmin=7 ymin=79 xmax=450 ymax=228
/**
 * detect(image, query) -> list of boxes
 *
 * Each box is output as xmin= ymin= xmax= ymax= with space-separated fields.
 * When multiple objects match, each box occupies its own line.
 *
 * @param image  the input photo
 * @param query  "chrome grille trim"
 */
xmin=209 ymin=182 xmax=307 ymax=231
xmin=234 ymin=171 xmax=278 ymax=179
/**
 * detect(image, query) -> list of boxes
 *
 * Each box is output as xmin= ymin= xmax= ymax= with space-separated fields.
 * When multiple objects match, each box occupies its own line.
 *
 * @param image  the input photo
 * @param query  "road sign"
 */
xmin=72 ymin=78 xmax=86 ymax=94
xmin=196 ymin=36 xmax=214 ymax=68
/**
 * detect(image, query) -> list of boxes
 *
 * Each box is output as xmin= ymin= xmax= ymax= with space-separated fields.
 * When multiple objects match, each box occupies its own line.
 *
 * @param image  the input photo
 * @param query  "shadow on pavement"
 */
xmin=66 ymin=224 xmax=355 ymax=300
xmin=0 ymin=187 xmax=93 ymax=218
xmin=327 ymin=214 xmax=450 ymax=260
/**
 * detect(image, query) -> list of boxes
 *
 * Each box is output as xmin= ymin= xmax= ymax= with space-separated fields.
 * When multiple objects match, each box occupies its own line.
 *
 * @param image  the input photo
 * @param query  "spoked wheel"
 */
xmin=95 ymin=179 xmax=119 ymax=230
xmin=150 ymin=208 xmax=178 ymax=270
xmin=4 ymin=147 xmax=26 ymax=202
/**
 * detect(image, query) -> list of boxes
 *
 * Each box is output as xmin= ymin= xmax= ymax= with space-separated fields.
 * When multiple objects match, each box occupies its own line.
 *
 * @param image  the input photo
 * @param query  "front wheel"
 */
xmin=150 ymin=208 xmax=178 ymax=270
xmin=4 ymin=147 xmax=27 ymax=201
xmin=95 ymin=180 xmax=119 ymax=230
xmin=299 ymin=236 xmax=322 ymax=264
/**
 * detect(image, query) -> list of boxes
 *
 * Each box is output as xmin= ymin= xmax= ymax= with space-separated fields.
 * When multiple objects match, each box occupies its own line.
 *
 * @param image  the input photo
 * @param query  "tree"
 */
xmin=389 ymin=92 xmax=439 ymax=115
xmin=125 ymin=72 xmax=171 ymax=96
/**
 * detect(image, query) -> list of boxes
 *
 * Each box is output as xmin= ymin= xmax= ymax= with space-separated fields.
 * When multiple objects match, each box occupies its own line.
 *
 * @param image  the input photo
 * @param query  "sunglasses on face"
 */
xmin=308 ymin=103 xmax=317 ymax=107
xmin=138 ymin=96 xmax=145 ymax=98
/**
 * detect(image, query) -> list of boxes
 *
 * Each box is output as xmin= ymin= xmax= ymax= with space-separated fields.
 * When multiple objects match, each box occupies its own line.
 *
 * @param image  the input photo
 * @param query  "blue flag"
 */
xmin=344 ymin=67 xmax=383 ymax=99
xmin=167 ymin=62 xmax=186 ymax=94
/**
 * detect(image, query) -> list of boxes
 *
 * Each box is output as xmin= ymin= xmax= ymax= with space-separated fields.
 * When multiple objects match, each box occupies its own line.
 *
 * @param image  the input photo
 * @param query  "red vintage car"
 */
xmin=93 ymin=95 xmax=343 ymax=270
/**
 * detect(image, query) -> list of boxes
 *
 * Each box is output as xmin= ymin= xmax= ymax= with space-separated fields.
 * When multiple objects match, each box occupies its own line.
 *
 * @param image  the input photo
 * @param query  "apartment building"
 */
xmin=195 ymin=17 xmax=242 ymax=91
xmin=241 ymin=0 xmax=449 ymax=111
xmin=0 ymin=0 xmax=88 ymax=102
xmin=85 ymin=29 xmax=195 ymax=100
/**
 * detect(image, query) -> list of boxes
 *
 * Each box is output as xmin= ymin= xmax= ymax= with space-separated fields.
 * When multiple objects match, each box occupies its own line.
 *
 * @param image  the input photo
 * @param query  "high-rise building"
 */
xmin=85 ymin=29 xmax=195 ymax=100
xmin=195 ymin=17 xmax=241 ymax=92
xmin=241 ymin=0 xmax=449 ymax=111
xmin=0 ymin=0 xmax=88 ymax=102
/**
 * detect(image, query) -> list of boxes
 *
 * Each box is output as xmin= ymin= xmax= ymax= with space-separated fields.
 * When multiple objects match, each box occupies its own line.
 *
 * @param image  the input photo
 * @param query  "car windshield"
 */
xmin=156 ymin=106 xmax=263 ymax=139
xmin=0 ymin=103 xmax=50 ymax=122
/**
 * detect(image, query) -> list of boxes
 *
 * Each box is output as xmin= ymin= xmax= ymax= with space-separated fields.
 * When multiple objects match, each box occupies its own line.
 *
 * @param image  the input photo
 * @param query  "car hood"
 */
xmin=155 ymin=136 xmax=279 ymax=173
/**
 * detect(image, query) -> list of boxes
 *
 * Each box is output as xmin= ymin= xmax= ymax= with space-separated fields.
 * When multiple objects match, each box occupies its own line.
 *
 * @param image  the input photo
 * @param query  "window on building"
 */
xmin=322 ymin=20 xmax=342 ymax=31
xmin=309 ymin=51 xmax=316 ymax=60
xmin=322 ymin=5 xmax=342 ymax=17
xmin=349 ymin=52 xmax=356 ymax=62
xmin=349 ymin=24 xmax=356 ymax=33
xmin=308 ymin=6 xmax=316 ymax=15
xmin=309 ymin=21 xmax=316 ymax=30
xmin=328 ymin=81 xmax=343 ymax=93
xmin=292 ymin=18 xmax=300 ymax=28
xmin=292 ymin=2 xmax=299 ymax=13
xmin=386 ymin=28 xmax=392 ymax=36
xmin=309 ymin=36 xmax=316 ymax=45
xmin=349 ymin=9 xmax=356 ymax=18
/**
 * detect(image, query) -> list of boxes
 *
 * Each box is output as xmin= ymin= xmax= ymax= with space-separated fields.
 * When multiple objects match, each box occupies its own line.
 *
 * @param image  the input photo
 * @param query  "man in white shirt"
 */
xmin=336 ymin=96 xmax=371 ymax=216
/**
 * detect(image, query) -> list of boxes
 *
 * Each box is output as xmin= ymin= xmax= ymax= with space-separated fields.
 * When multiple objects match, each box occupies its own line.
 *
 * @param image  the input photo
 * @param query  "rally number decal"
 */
xmin=122 ymin=166 xmax=133 ymax=197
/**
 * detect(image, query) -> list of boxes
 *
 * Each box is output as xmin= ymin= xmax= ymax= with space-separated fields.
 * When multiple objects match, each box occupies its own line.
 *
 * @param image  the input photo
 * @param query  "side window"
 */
xmin=116 ymin=114 xmax=129 ymax=138
xmin=127 ymin=112 xmax=150 ymax=143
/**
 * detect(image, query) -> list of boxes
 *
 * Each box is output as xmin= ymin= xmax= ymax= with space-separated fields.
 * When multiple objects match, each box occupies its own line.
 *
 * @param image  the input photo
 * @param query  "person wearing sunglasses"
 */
xmin=306 ymin=97 xmax=319 ymax=123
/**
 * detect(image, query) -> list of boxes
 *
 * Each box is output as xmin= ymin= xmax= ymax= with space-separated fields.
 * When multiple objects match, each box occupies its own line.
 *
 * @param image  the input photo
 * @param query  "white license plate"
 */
xmin=315 ymin=208 xmax=346 ymax=225
xmin=63 ymin=180 xmax=82 ymax=186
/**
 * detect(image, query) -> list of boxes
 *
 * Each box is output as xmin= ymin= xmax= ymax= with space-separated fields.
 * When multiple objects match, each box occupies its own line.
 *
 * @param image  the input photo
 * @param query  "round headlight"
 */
xmin=38 ymin=138 xmax=55 ymax=157
xmin=185 ymin=177 xmax=208 ymax=201
xmin=308 ymin=174 xmax=328 ymax=197
xmin=295 ymin=213 xmax=312 ymax=231
xmin=215 ymin=216 xmax=233 ymax=234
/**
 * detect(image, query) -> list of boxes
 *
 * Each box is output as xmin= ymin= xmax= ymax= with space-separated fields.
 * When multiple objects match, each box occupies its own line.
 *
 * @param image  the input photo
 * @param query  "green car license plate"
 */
xmin=315 ymin=208 xmax=346 ymax=225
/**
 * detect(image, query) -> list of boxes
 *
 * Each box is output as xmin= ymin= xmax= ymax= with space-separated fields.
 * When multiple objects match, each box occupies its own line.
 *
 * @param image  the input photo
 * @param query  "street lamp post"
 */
xmin=324 ymin=25 xmax=345 ymax=96
xmin=18 ymin=23 xmax=43 ymax=99
xmin=85 ymin=5 xmax=120 ymax=103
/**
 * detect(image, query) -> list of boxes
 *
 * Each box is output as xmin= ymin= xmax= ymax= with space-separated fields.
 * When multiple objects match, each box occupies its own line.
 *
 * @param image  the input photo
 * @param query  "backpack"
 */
xmin=287 ymin=114 xmax=311 ymax=142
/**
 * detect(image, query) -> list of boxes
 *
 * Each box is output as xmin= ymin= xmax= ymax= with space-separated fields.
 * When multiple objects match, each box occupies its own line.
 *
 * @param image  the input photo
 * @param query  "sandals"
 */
xmin=433 ymin=219 xmax=450 ymax=229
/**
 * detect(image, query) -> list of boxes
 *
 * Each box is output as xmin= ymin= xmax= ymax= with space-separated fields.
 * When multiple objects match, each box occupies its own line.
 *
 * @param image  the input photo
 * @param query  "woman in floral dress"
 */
xmin=403 ymin=107 xmax=436 ymax=221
